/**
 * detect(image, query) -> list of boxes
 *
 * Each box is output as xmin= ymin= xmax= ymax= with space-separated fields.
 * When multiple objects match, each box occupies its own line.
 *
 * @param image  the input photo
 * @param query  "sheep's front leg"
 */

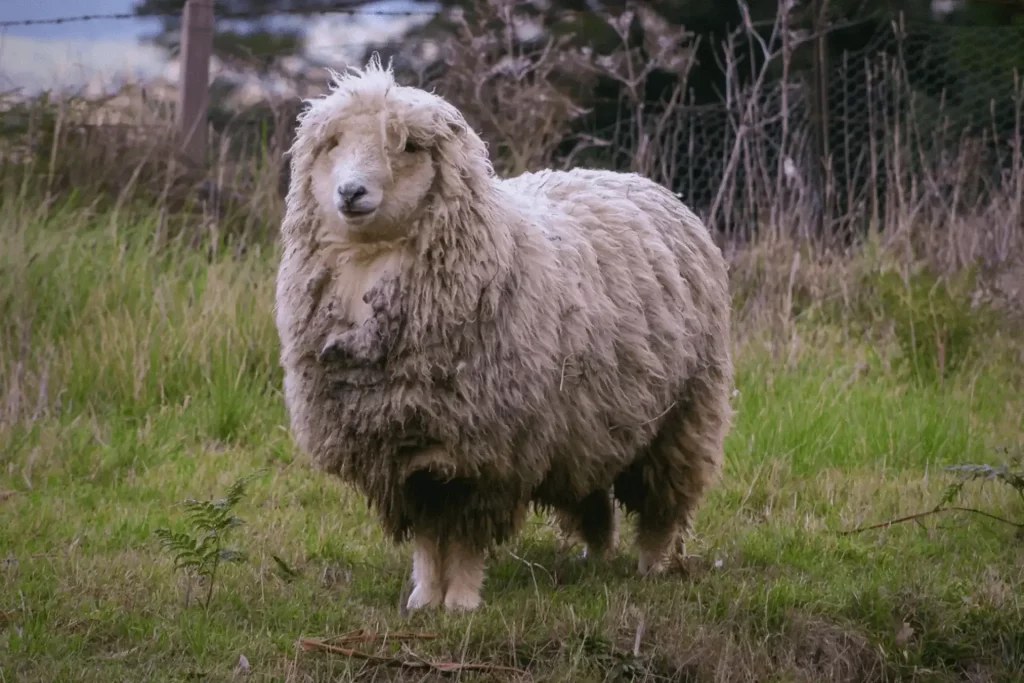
xmin=406 ymin=534 xmax=444 ymax=610
xmin=441 ymin=540 xmax=486 ymax=612
xmin=405 ymin=536 xmax=485 ymax=612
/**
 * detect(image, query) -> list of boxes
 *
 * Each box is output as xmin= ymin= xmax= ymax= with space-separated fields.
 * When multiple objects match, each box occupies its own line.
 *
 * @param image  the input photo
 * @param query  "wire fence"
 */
xmin=578 ymin=16 xmax=1024 ymax=232
xmin=0 ymin=5 xmax=437 ymax=28
xmin=2 ymin=2 xmax=1023 ymax=232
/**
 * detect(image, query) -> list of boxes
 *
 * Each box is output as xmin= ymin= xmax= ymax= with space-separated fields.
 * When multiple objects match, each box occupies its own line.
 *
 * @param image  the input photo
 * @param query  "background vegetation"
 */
xmin=1 ymin=0 xmax=1023 ymax=680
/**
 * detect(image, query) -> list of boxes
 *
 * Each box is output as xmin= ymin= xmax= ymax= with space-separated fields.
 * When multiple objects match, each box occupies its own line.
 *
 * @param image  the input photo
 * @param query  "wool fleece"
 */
xmin=274 ymin=56 xmax=733 ymax=610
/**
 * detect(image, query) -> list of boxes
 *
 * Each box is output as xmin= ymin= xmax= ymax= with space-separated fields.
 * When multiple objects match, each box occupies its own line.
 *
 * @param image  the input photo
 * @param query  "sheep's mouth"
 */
xmin=340 ymin=206 xmax=377 ymax=219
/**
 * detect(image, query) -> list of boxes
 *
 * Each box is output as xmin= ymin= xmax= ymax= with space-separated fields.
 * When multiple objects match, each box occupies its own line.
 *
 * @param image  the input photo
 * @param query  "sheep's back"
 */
xmin=494 ymin=168 xmax=730 ymax=500
xmin=274 ymin=167 xmax=731 ymax=529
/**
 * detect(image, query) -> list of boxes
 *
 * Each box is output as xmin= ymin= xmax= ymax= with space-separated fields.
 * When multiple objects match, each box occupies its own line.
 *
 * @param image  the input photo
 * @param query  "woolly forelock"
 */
xmin=282 ymin=54 xmax=494 ymax=244
xmin=274 ymin=58 xmax=734 ymax=552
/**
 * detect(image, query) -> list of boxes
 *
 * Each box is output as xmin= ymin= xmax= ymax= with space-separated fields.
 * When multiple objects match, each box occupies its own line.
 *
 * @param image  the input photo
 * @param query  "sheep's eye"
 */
xmin=403 ymin=139 xmax=423 ymax=154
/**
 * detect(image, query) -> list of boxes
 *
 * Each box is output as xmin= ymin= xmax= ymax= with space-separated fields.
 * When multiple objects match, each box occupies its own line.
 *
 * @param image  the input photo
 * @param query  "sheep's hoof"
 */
xmin=583 ymin=544 xmax=614 ymax=562
xmin=443 ymin=586 xmax=482 ymax=612
xmin=637 ymin=552 xmax=667 ymax=578
xmin=406 ymin=582 xmax=443 ymax=611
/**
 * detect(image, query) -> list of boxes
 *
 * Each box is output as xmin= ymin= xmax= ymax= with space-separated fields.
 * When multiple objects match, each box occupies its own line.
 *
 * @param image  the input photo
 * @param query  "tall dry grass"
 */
xmin=1 ymin=0 xmax=1021 ymax=335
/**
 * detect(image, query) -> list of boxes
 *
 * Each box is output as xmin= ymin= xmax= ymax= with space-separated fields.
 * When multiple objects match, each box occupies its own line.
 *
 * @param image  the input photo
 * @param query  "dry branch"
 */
xmin=297 ymin=636 xmax=530 ymax=678
xmin=317 ymin=628 xmax=437 ymax=644
xmin=839 ymin=505 xmax=1024 ymax=535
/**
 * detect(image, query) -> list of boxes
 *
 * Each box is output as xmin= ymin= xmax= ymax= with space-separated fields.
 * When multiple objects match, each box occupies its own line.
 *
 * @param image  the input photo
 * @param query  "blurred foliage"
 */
xmin=133 ymin=0 xmax=348 ymax=71
xmin=842 ymin=259 xmax=998 ymax=386
xmin=124 ymin=0 xmax=1024 ymax=232
xmin=131 ymin=0 xmax=1024 ymax=119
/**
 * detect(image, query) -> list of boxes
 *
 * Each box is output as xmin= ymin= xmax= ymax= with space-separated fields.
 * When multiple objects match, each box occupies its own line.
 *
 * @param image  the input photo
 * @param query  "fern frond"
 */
xmin=154 ymin=469 xmax=265 ymax=608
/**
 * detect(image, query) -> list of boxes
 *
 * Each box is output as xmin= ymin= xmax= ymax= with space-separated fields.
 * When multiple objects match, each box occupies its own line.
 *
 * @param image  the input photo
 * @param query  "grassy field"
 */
xmin=1 ymin=200 xmax=1023 ymax=683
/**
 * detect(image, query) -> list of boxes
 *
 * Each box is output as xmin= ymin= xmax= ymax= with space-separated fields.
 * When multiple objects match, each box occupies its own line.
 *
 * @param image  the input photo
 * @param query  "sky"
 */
xmin=0 ymin=0 xmax=436 ymax=95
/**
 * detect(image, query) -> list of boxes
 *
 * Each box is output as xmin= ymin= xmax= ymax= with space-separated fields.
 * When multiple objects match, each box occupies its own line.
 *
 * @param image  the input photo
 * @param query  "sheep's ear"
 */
xmin=438 ymin=105 xmax=468 ymax=139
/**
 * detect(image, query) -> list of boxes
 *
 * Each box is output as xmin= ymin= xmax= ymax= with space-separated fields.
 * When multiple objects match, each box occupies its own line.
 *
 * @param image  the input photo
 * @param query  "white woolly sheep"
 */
xmin=274 ymin=56 xmax=734 ymax=612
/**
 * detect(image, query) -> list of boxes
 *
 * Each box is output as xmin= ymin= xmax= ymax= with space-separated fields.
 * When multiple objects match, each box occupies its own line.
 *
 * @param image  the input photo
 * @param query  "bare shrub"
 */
xmin=0 ymin=86 xmax=292 ymax=250
xmin=560 ymin=4 xmax=701 ymax=186
xmin=422 ymin=0 xmax=596 ymax=176
xmin=2 ymin=0 xmax=1022 ymax=333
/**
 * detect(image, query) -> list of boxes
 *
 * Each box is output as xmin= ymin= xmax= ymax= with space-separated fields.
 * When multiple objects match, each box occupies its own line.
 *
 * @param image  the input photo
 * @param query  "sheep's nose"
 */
xmin=337 ymin=182 xmax=367 ymax=205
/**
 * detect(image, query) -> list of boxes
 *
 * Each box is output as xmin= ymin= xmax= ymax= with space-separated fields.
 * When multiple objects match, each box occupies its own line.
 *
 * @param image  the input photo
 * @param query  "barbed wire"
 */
xmin=0 ymin=13 xmax=138 ymax=28
xmin=0 ymin=5 xmax=439 ymax=29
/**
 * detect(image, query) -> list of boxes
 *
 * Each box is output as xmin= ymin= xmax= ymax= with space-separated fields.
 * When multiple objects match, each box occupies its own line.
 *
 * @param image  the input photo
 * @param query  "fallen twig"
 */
xmin=840 ymin=506 xmax=1024 ymax=535
xmin=319 ymin=628 xmax=438 ymax=645
xmin=298 ymin=639 xmax=405 ymax=663
xmin=297 ymin=637 xmax=530 ymax=678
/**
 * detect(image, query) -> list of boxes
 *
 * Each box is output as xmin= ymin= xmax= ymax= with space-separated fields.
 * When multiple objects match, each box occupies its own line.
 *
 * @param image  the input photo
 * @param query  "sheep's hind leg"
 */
xmin=440 ymin=540 xmax=486 ymax=611
xmin=554 ymin=489 xmax=617 ymax=561
xmin=406 ymin=534 xmax=444 ymax=610
xmin=615 ymin=374 xmax=730 ymax=577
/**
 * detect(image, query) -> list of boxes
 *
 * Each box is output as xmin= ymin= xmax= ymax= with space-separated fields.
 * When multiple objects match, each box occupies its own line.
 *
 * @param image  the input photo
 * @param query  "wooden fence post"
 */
xmin=177 ymin=0 xmax=214 ymax=167
xmin=809 ymin=0 xmax=831 ymax=235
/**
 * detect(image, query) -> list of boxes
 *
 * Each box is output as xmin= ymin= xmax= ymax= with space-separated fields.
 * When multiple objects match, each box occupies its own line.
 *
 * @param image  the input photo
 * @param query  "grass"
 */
xmin=1 ymin=201 xmax=1023 ymax=683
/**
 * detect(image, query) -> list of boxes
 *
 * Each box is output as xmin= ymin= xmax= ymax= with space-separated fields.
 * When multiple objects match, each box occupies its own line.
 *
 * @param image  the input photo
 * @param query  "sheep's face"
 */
xmin=309 ymin=105 xmax=437 ymax=243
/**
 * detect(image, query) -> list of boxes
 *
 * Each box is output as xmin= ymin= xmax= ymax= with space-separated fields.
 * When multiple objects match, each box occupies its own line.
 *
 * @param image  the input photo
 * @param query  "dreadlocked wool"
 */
xmin=274 ymin=56 xmax=734 ymax=611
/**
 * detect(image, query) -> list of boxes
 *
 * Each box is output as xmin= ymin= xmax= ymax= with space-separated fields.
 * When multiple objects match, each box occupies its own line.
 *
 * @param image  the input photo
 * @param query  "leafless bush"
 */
xmin=2 ymin=0 xmax=1022 ymax=327
xmin=424 ymin=0 xmax=596 ymax=176
xmin=0 ymin=86 xmax=292 ymax=250
xmin=561 ymin=4 xmax=701 ymax=186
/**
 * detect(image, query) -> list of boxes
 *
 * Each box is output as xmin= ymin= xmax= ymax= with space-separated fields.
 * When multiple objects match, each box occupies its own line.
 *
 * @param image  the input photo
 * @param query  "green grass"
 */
xmin=1 ymin=203 xmax=1023 ymax=682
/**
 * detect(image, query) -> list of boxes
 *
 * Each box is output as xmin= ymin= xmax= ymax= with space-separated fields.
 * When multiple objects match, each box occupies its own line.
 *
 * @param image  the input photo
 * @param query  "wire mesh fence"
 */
xmin=583 ymin=14 xmax=1024 ymax=234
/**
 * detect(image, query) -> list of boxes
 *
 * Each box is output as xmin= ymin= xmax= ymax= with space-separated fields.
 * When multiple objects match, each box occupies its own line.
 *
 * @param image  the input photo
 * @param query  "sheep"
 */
xmin=274 ymin=56 xmax=734 ymax=612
